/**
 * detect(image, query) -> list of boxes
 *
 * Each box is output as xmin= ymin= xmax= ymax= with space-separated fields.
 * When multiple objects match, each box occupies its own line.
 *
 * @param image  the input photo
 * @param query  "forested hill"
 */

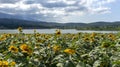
xmin=0 ymin=18 xmax=120 ymax=30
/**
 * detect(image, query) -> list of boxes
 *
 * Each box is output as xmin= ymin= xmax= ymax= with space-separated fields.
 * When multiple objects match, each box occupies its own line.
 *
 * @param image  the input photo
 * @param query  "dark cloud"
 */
xmin=42 ymin=2 xmax=68 ymax=8
xmin=66 ymin=6 xmax=88 ymax=12
xmin=24 ymin=0 xmax=36 ymax=4
xmin=0 ymin=0 xmax=19 ymax=4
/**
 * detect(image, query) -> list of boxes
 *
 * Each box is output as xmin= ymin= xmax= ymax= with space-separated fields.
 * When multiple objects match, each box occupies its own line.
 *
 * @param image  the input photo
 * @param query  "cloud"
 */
xmin=0 ymin=0 xmax=19 ymax=4
xmin=0 ymin=0 xmax=116 ymax=22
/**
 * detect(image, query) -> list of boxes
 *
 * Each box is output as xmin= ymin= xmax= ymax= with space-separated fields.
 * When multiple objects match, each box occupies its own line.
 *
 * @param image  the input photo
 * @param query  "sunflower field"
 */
xmin=0 ymin=27 xmax=120 ymax=67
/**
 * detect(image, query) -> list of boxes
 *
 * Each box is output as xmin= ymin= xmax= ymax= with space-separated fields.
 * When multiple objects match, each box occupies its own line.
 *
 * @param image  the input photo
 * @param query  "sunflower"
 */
xmin=53 ymin=45 xmax=61 ymax=52
xmin=9 ymin=45 xmax=18 ymax=53
xmin=17 ymin=27 xmax=22 ymax=32
xmin=0 ymin=60 xmax=8 ymax=66
xmin=55 ymin=29 xmax=61 ymax=35
xmin=108 ymin=34 xmax=113 ymax=38
xmin=90 ymin=32 xmax=96 ymax=37
xmin=10 ymin=41 xmax=17 ymax=44
xmin=83 ymin=37 xmax=89 ymax=42
xmin=0 ymin=36 xmax=6 ymax=41
xmin=0 ymin=61 xmax=2 ymax=66
xmin=64 ymin=48 xmax=75 ymax=54
xmin=10 ymin=61 xmax=16 ymax=66
xmin=20 ymin=44 xmax=32 ymax=54
xmin=101 ymin=42 xmax=110 ymax=48
xmin=90 ymin=38 xmax=95 ymax=43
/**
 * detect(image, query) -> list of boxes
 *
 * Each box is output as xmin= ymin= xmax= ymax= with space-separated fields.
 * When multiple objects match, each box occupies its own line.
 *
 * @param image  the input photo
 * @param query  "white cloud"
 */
xmin=91 ymin=7 xmax=111 ymax=14
xmin=97 ymin=0 xmax=115 ymax=5
xmin=0 ymin=0 xmax=116 ymax=22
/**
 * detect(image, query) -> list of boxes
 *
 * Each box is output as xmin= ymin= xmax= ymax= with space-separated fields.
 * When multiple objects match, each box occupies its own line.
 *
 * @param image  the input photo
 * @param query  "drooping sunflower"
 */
xmin=64 ymin=48 xmax=75 ymax=54
xmin=9 ymin=45 xmax=18 ymax=53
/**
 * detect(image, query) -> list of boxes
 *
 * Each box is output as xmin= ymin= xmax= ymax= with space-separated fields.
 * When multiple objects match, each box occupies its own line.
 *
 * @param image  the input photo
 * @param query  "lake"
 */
xmin=0 ymin=29 xmax=119 ymax=34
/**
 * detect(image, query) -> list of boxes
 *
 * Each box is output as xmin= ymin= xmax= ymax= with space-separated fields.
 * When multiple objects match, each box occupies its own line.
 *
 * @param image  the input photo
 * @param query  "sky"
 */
xmin=0 ymin=0 xmax=120 ymax=23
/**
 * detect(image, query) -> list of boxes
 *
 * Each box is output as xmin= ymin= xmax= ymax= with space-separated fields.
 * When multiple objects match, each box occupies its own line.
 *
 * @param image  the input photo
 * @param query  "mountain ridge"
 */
xmin=0 ymin=18 xmax=120 ymax=30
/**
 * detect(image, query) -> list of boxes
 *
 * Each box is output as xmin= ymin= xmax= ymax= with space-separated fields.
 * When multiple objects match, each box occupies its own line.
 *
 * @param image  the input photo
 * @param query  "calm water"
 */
xmin=0 ymin=29 xmax=119 ymax=34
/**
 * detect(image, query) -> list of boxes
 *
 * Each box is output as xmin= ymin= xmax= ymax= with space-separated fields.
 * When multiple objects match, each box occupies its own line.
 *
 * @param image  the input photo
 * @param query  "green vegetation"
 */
xmin=1 ymin=28 xmax=120 ymax=67
xmin=76 ymin=26 xmax=120 ymax=31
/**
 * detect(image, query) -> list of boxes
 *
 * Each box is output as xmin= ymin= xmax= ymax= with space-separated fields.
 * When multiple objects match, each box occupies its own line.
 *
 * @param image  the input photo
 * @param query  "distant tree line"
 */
xmin=0 ymin=18 xmax=120 ymax=31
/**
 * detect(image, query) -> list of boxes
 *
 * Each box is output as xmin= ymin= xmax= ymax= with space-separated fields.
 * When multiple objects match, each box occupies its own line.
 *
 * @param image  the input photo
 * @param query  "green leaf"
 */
xmin=64 ymin=60 xmax=75 ymax=67
xmin=113 ymin=60 xmax=120 ymax=64
xmin=57 ymin=63 xmax=64 ymax=67
xmin=76 ymin=61 xmax=86 ymax=67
